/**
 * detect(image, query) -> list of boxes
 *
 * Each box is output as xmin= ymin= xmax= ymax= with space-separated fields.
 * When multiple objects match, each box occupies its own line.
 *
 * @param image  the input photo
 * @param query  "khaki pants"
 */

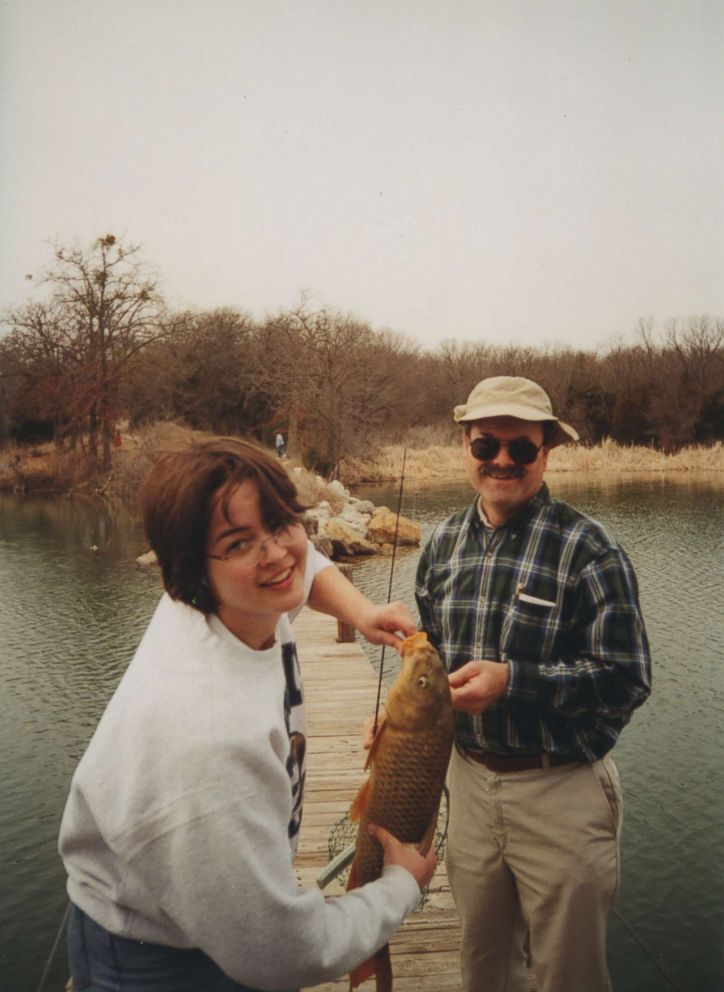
xmin=446 ymin=748 xmax=622 ymax=992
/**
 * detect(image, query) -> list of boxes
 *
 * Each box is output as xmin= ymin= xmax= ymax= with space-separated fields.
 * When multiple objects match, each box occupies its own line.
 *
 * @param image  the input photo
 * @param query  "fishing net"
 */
xmin=325 ymin=786 xmax=449 ymax=908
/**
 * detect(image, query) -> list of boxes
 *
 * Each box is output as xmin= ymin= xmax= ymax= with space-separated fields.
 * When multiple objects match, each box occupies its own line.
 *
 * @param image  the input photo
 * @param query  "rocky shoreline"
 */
xmin=301 ymin=477 xmax=420 ymax=560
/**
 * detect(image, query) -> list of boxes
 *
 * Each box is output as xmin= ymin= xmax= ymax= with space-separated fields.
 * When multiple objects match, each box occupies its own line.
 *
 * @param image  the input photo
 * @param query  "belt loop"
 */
xmin=541 ymin=752 xmax=550 ymax=769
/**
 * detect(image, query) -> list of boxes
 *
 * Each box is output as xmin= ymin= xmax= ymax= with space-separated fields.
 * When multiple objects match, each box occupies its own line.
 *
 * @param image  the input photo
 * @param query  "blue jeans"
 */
xmin=66 ymin=903 xmax=294 ymax=992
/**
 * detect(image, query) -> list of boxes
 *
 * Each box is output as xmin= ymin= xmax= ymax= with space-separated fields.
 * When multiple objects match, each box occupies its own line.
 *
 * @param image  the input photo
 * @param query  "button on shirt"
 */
xmin=414 ymin=484 xmax=651 ymax=762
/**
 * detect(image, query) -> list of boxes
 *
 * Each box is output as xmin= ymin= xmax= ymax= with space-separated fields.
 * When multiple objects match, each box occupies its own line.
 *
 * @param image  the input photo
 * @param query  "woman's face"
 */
xmin=205 ymin=479 xmax=308 ymax=648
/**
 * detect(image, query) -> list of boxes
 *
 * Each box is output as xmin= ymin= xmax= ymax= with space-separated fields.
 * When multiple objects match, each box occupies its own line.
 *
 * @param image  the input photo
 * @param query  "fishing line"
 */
xmin=372 ymin=445 xmax=407 ymax=737
xmin=35 ymin=900 xmax=69 ymax=992
xmin=611 ymin=907 xmax=682 ymax=992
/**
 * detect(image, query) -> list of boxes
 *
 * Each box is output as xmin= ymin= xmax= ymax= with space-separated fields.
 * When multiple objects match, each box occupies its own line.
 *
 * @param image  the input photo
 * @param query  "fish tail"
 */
xmin=349 ymin=953 xmax=376 ymax=988
xmin=375 ymin=944 xmax=392 ymax=991
xmin=349 ymin=943 xmax=392 ymax=990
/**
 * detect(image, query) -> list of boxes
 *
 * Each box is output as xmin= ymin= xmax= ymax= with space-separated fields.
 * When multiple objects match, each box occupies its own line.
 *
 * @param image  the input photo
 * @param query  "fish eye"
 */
xmin=417 ymin=675 xmax=429 ymax=688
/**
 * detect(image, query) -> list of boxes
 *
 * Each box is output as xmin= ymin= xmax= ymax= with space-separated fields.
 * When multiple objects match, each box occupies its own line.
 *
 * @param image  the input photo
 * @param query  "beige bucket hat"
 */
xmin=453 ymin=375 xmax=579 ymax=448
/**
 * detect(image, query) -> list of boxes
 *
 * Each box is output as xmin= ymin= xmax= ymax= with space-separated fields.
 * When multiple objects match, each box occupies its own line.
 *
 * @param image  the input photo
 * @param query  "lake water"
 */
xmin=1 ymin=477 xmax=722 ymax=992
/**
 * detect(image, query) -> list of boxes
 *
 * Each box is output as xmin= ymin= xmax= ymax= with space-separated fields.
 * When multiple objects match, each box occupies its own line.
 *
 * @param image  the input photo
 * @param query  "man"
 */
xmin=415 ymin=375 xmax=651 ymax=992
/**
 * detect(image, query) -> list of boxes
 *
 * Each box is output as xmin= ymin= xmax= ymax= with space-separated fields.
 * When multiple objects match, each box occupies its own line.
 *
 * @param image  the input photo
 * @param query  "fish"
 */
xmin=346 ymin=631 xmax=454 ymax=991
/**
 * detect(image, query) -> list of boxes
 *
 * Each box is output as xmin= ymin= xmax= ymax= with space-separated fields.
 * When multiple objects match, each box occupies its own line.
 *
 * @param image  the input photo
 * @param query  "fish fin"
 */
xmin=349 ymin=778 xmax=371 ymax=822
xmin=349 ymin=944 xmax=391 ymax=991
xmin=349 ymin=952 xmax=376 ymax=988
xmin=364 ymin=717 xmax=388 ymax=770
xmin=418 ymin=796 xmax=443 ymax=856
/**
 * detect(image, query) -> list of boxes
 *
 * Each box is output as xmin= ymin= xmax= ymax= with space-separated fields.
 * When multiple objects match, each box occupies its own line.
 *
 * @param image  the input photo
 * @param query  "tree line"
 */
xmin=1 ymin=235 xmax=722 ymax=475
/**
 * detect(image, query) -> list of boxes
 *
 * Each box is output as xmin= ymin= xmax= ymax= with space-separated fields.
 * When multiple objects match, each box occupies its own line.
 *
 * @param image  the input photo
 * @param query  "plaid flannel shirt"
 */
xmin=415 ymin=484 xmax=651 ymax=762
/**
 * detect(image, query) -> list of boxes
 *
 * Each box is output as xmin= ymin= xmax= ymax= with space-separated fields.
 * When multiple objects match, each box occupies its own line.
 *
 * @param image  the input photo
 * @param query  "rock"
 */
xmin=326 ymin=479 xmax=348 ymax=500
xmin=304 ymin=502 xmax=333 ymax=531
xmin=367 ymin=511 xmax=421 ymax=547
xmin=310 ymin=533 xmax=334 ymax=558
xmin=347 ymin=497 xmax=375 ymax=514
xmin=302 ymin=514 xmax=319 ymax=535
xmin=323 ymin=520 xmax=377 ymax=557
xmin=136 ymin=549 xmax=158 ymax=567
xmin=338 ymin=505 xmax=372 ymax=536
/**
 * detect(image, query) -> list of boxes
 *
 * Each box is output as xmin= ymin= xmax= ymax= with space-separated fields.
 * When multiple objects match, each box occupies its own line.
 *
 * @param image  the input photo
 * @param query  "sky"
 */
xmin=1 ymin=0 xmax=723 ymax=352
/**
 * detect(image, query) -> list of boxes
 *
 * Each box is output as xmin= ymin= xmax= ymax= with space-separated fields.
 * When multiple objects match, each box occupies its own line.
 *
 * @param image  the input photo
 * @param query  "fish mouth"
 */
xmin=400 ymin=631 xmax=429 ymax=657
xmin=260 ymin=566 xmax=294 ymax=588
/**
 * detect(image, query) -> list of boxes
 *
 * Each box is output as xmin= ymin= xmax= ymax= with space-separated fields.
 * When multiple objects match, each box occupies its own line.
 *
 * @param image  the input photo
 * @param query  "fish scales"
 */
xmin=353 ymin=726 xmax=452 ymax=884
xmin=346 ymin=632 xmax=454 ymax=991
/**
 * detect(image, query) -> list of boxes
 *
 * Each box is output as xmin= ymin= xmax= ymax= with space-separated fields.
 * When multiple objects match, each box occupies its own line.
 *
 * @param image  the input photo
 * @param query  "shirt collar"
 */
xmin=475 ymin=482 xmax=551 ymax=532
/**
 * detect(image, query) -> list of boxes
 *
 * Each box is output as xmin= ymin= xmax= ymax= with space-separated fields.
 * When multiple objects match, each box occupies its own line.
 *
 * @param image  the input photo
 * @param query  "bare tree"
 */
xmin=38 ymin=234 xmax=165 ymax=468
xmin=256 ymin=302 xmax=420 ymax=475
xmin=1 ymin=300 xmax=72 ymax=442
xmin=663 ymin=316 xmax=724 ymax=443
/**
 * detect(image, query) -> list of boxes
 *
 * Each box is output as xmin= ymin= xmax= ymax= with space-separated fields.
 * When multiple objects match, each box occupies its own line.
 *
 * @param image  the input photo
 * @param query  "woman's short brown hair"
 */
xmin=140 ymin=437 xmax=307 ymax=614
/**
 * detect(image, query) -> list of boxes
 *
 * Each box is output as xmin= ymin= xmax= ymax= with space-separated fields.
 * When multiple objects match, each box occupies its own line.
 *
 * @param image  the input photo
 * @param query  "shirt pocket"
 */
xmin=500 ymin=590 xmax=560 ymax=662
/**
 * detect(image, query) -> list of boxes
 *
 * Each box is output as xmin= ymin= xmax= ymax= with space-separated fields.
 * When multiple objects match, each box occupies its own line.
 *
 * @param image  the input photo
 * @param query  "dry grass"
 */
xmin=2 ymin=426 xmax=722 ymax=499
xmin=549 ymin=438 xmax=724 ymax=474
xmin=0 ymin=422 xmax=351 ymax=514
xmin=340 ymin=439 xmax=724 ymax=484
xmin=0 ymin=442 xmax=91 ymax=493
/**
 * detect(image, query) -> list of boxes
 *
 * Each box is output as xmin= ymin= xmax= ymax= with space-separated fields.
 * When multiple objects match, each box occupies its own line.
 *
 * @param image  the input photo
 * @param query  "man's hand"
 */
xmin=449 ymin=660 xmax=509 ymax=714
xmin=368 ymin=823 xmax=437 ymax=891
xmin=357 ymin=601 xmax=417 ymax=650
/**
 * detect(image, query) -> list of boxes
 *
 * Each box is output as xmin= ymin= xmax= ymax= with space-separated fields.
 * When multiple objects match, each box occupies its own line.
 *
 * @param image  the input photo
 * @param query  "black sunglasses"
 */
xmin=469 ymin=435 xmax=543 ymax=466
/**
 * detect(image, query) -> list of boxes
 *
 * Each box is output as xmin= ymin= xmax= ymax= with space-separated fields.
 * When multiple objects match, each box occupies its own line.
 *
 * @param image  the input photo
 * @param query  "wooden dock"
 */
xmin=293 ymin=607 xmax=463 ymax=991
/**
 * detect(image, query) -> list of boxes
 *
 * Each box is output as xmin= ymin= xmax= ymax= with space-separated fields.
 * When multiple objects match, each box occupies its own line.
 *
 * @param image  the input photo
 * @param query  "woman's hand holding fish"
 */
xmin=356 ymin=601 xmax=418 ymax=650
xmin=449 ymin=660 xmax=509 ymax=714
xmin=367 ymin=823 xmax=437 ymax=891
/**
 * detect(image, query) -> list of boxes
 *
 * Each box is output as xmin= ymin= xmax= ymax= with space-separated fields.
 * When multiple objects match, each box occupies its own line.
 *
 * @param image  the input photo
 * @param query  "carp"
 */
xmin=347 ymin=631 xmax=454 ymax=991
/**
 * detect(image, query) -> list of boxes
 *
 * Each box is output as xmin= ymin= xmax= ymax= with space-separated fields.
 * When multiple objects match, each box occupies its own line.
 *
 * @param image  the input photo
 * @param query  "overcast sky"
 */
xmin=2 ymin=0 xmax=723 ymax=352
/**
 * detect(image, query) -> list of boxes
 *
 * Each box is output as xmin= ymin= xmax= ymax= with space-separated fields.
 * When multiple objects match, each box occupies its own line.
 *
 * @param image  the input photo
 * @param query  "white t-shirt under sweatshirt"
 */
xmin=58 ymin=545 xmax=419 ymax=991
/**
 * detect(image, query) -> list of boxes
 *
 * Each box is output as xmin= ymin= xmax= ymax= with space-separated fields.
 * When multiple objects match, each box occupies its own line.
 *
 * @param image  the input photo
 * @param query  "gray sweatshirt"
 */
xmin=59 ymin=548 xmax=419 ymax=990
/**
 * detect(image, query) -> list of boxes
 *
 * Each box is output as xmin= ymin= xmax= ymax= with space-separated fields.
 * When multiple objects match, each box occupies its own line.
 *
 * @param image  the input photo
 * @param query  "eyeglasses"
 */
xmin=469 ymin=435 xmax=543 ymax=466
xmin=207 ymin=523 xmax=301 ymax=565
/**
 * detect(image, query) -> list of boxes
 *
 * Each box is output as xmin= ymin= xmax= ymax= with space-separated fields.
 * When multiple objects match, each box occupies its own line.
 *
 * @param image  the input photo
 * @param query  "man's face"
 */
xmin=464 ymin=416 xmax=548 ymax=526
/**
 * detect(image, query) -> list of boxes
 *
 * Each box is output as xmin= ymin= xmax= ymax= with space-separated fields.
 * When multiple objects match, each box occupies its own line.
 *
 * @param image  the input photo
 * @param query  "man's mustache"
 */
xmin=478 ymin=465 xmax=526 ymax=480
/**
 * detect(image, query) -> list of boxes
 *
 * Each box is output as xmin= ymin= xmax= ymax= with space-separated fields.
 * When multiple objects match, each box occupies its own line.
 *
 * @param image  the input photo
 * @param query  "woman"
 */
xmin=59 ymin=437 xmax=434 ymax=992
